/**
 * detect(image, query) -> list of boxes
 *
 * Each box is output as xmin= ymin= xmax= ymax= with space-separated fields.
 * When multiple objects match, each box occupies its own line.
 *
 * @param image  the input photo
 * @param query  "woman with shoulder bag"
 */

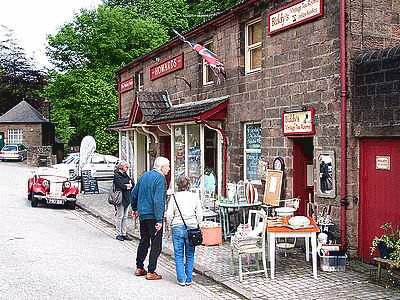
xmin=166 ymin=175 xmax=203 ymax=286
xmin=113 ymin=160 xmax=133 ymax=241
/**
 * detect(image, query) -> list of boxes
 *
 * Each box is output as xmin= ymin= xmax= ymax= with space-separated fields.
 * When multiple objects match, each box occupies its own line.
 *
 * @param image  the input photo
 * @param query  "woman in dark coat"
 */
xmin=113 ymin=160 xmax=133 ymax=241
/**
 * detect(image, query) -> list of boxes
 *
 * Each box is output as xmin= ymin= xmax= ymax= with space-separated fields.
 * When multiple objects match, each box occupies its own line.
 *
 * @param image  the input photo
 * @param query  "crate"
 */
xmin=201 ymin=226 xmax=222 ymax=246
xmin=319 ymin=252 xmax=347 ymax=272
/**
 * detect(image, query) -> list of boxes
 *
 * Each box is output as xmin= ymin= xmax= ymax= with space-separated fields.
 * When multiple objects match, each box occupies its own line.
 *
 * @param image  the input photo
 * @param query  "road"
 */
xmin=0 ymin=162 xmax=242 ymax=300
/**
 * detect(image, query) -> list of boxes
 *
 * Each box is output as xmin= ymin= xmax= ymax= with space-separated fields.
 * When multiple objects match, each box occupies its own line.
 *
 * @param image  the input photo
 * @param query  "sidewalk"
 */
xmin=76 ymin=187 xmax=400 ymax=300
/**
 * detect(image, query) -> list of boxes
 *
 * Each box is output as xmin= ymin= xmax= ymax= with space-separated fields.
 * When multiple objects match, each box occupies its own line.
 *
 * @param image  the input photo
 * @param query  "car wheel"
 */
xmin=28 ymin=191 xmax=32 ymax=201
xmin=31 ymin=195 xmax=38 ymax=207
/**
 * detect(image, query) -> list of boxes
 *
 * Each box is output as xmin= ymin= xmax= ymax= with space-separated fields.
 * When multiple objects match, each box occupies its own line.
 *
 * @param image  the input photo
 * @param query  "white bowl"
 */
xmin=288 ymin=216 xmax=310 ymax=227
xmin=275 ymin=207 xmax=296 ymax=217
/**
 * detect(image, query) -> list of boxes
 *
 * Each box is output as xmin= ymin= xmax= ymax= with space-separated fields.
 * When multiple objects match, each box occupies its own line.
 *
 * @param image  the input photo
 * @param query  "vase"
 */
xmin=378 ymin=242 xmax=394 ymax=259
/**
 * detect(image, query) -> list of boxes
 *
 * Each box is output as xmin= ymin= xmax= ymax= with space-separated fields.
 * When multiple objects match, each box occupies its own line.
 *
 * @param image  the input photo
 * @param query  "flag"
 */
xmin=172 ymin=29 xmax=226 ymax=83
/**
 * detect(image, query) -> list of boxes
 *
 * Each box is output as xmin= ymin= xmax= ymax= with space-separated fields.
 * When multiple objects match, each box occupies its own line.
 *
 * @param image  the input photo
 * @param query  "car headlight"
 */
xmin=63 ymin=181 xmax=71 ymax=188
xmin=42 ymin=180 xmax=50 ymax=188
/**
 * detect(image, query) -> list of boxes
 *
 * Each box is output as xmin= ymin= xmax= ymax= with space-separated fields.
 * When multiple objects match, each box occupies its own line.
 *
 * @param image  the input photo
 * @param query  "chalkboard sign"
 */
xmin=246 ymin=124 xmax=261 ymax=149
xmin=246 ymin=152 xmax=261 ymax=181
xmin=81 ymin=170 xmax=99 ymax=194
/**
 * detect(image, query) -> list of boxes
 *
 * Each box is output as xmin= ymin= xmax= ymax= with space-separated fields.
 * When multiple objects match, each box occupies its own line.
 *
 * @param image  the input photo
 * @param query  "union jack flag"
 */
xmin=173 ymin=29 xmax=226 ymax=83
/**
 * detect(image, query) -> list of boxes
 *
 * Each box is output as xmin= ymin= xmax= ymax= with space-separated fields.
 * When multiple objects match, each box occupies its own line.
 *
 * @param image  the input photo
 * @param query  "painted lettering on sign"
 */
xmin=119 ymin=78 xmax=134 ymax=93
xmin=376 ymin=156 xmax=391 ymax=170
xmin=282 ymin=108 xmax=315 ymax=136
xmin=150 ymin=53 xmax=184 ymax=81
xmin=268 ymin=0 xmax=324 ymax=35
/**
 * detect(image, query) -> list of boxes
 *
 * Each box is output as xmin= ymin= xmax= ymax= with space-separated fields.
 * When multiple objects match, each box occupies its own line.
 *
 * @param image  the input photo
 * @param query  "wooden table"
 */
xmin=267 ymin=217 xmax=320 ymax=279
xmin=373 ymin=257 xmax=396 ymax=283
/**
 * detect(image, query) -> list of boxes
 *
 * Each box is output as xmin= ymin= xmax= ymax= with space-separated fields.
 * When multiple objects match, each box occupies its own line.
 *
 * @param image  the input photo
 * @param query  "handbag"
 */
xmin=107 ymin=183 xmax=122 ymax=206
xmin=172 ymin=194 xmax=203 ymax=247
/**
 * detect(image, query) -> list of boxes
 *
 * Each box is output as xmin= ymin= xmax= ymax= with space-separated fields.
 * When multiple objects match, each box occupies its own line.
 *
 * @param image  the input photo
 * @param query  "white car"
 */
xmin=42 ymin=153 xmax=119 ymax=180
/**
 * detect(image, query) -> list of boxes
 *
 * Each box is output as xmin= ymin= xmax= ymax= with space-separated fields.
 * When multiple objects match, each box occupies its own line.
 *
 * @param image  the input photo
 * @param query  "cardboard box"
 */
xmin=201 ymin=226 xmax=222 ymax=246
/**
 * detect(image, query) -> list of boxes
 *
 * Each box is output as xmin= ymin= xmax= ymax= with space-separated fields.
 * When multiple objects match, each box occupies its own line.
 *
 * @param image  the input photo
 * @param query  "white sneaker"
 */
xmin=177 ymin=281 xmax=186 ymax=286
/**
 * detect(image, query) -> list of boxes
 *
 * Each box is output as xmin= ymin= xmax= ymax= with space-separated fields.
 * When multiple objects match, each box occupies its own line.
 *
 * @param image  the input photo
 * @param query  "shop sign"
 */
xmin=150 ymin=53 xmax=184 ymax=81
xmin=376 ymin=155 xmax=391 ymax=170
xmin=282 ymin=108 xmax=315 ymax=136
xmin=268 ymin=0 xmax=324 ymax=35
xmin=119 ymin=78 xmax=134 ymax=93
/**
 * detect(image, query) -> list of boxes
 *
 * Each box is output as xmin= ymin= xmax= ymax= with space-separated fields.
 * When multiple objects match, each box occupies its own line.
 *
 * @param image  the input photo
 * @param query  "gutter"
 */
xmin=339 ymin=0 xmax=348 ymax=250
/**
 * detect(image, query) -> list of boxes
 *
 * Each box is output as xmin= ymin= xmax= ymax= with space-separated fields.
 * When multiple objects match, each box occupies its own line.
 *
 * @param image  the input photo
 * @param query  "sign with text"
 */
xmin=150 ymin=53 xmax=184 ymax=81
xmin=376 ymin=155 xmax=391 ymax=170
xmin=119 ymin=78 xmax=134 ymax=93
xmin=282 ymin=108 xmax=315 ymax=136
xmin=268 ymin=0 xmax=324 ymax=35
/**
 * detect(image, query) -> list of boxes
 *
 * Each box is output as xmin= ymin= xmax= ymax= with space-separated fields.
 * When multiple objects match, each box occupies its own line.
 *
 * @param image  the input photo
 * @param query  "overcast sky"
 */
xmin=0 ymin=0 xmax=102 ymax=68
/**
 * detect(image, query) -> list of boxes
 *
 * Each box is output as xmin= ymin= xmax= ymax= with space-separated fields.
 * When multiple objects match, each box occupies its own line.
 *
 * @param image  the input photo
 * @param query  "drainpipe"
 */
xmin=339 ymin=0 xmax=348 ymax=250
xmin=201 ymin=120 xmax=228 ymax=197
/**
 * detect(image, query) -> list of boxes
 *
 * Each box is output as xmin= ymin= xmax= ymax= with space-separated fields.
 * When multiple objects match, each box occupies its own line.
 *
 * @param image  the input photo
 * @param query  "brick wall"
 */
xmin=0 ymin=123 xmax=43 ymax=147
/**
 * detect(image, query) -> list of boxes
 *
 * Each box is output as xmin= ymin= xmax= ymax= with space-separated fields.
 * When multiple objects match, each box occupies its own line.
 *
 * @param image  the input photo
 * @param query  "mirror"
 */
xmin=316 ymin=151 xmax=336 ymax=198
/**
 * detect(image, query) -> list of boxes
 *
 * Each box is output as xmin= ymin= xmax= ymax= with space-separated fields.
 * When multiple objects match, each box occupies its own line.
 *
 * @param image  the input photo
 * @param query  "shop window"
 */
xmin=202 ymin=41 xmax=214 ymax=85
xmin=8 ymin=128 xmax=23 ymax=144
xmin=244 ymin=123 xmax=261 ymax=182
xmin=245 ymin=18 xmax=262 ymax=74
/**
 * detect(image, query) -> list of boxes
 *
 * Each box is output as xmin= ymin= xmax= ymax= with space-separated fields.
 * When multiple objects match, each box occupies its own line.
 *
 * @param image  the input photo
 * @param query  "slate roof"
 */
xmin=355 ymin=44 xmax=400 ymax=64
xmin=137 ymin=91 xmax=171 ymax=122
xmin=0 ymin=100 xmax=49 ymax=123
xmin=108 ymin=116 xmax=129 ymax=130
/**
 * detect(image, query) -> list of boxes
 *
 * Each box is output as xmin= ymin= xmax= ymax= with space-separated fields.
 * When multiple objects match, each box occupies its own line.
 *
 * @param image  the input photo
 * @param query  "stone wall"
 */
xmin=0 ymin=123 xmax=43 ymax=147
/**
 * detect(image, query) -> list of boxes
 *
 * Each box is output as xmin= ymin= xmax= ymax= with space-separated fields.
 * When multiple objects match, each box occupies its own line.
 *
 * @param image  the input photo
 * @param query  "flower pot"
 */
xmin=378 ymin=242 xmax=394 ymax=259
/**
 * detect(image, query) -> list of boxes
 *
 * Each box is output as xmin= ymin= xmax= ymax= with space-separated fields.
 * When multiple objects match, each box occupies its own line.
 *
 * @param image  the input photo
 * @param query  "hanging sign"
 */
xmin=119 ymin=78 xmax=134 ymax=93
xmin=150 ymin=53 xmax=184 ymax=81
xmin=268 ymin=0 xmax=324 ymax=35
xmin=282 ymin=108 xmax=315 ymax=136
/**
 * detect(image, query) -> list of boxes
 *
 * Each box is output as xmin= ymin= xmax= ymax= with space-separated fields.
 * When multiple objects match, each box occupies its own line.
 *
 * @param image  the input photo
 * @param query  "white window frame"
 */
xmin=243 ymin=123 xmax=261 ymax=183
xmin=136 ymin=71 xmax=144 ymax=91
xmin=8 ymin=128 xmax=23 ymax=144
xmin=202 ymin=40 xmax=214 ymax=86
xmin=245 ymin=18 xmax=262 ymax=74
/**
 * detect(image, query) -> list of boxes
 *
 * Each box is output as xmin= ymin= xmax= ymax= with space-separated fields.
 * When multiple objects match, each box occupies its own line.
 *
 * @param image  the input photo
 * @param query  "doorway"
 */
xmin=0 ymin=132 xmax=4 ymax=149
xmin=292 ymin=137 xmax=314 ymax=215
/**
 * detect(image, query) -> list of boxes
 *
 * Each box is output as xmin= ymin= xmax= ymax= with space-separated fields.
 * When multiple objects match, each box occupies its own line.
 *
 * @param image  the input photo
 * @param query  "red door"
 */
xmin=293 ymin=138 xmax=314 ymax=215
xmin=359 ymin=139 xmax=400 ymax=261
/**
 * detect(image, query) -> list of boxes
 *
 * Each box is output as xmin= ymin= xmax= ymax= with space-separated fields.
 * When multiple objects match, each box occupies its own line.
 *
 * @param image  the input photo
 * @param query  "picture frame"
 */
xmin=316 ymin=150 xmax=336 ymax=198
xmin=263 ymin=169 xmax=283 ymax=206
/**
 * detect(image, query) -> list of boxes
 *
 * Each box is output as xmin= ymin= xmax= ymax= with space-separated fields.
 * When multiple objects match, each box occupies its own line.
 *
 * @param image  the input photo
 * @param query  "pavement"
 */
xmin=76 ymin=181 xmax=400 ymax=300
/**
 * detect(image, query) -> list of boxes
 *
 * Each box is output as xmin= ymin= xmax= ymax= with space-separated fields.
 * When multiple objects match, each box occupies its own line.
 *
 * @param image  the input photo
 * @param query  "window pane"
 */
xmin=174 ymin=126 xmax=186 ymax=187
xmin=246 ymin=124 xmax=261 ymax=149
xmin=246 ymin=152 xmax=261 ymax=181
xmin=250 ymin=47 xmax=262 ymax=70
xmin=187 ymin=125 xmax=201 ymax=188
xmin=204 ymin=42 xmax=214 ymax=84
xmin=248 ymin=21 xmax=262 ymax=45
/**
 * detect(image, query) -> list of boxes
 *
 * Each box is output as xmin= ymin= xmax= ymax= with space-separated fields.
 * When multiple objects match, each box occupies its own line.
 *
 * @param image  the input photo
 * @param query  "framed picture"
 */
xmin=316 ymin=150 xmax=336 ymax=198
xmin=263 ymin=169 xmax=283 ymax=206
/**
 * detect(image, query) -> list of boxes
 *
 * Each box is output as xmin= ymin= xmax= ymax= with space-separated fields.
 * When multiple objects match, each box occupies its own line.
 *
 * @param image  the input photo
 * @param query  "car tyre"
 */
xmin=31 ymin=196 xmax=38 ymax=207
xmin=28 ymin=191 xmax=32 ymax=201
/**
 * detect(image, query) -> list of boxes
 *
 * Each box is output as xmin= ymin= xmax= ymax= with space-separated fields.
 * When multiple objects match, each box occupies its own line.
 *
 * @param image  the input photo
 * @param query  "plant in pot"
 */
xmin=370 ymin=223 xmax=400 ymax=267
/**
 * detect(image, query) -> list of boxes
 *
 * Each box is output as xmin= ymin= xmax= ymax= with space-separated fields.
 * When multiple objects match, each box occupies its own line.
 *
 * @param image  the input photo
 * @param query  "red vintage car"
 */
xmin=27 ymin=172 xmax=79 ymax=209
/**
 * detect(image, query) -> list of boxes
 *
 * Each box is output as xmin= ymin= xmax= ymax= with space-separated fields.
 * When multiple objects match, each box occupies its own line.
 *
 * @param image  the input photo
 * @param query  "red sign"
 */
xmin=268 ymin=0 xmax=324 ymax=35
xmin=119 ymin=78 xmax=134 ymax=93
xmin=150 ymin=53 xmax=184 ymax=81
xmin=282 ymin=108 xmax=315 ymax=136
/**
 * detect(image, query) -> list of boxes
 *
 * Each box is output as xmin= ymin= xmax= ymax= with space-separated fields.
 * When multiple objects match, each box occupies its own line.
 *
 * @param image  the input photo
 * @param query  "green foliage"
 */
xmin=371 ymin=223 xmax=400 ymax=267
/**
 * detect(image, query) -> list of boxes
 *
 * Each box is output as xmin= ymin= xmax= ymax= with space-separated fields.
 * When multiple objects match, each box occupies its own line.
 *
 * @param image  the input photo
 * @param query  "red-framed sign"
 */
xmin=282 ymin=108 xmax=316 ymax=136
xmin=267 ymin=0 xmax=324 ymax=36
xmin=150 ymin=53 xmax=184 ymax=81
xmin=119 ymin=78 xmax=134 ymax=93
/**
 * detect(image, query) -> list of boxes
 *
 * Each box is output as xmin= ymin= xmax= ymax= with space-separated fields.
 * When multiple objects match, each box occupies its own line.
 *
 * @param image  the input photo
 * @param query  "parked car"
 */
xmin=0 ymin=144 xmax=28 ymax=161
xmin=45 ymin=152 xmax=119 ymax=180
xmin=27 ymin=170 xmax=79 ymax=209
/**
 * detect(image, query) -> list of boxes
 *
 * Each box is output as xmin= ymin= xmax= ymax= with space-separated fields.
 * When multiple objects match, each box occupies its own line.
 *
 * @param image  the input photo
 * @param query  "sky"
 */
xmin=0 ymin=0 xmax=102 ymax=68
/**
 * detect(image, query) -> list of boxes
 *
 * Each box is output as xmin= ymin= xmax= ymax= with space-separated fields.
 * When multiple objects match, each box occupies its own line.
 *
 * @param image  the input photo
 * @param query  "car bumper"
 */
xmin=0 ymin=155 xmax=22 ymax=161
xmin=33 ymin=195 xmax=76 ymax=205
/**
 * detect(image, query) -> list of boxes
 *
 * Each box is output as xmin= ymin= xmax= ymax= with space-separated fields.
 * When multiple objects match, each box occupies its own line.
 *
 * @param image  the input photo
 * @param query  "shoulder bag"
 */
xmin=107 ymin=182 xmax=122 ymax=206
xmin=172 ymin=194 xmax=203 ymax=247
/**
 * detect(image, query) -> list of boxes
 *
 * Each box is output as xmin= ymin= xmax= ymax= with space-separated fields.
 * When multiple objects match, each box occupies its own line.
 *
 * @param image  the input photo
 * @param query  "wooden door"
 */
xmin=359 ymin=139 xmax=400 ymax=261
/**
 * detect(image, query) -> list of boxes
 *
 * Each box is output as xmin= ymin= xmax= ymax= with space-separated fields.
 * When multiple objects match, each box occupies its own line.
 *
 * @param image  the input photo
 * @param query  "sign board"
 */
xmin=119 ymin=78 xmax=134 ymax=93
xmin=376 ymin=155 xmax=391 ymax=170
xmin=150 ymin=53 xmax=184 ymax=81
xmin=81 ymin=170 xmax=99 ymax=194
xmin=282 ymin=108 xmax=315 ymax=136
xmin=263 ymin=169 xmax=283 ymax=206
xmin=268 ymin=0 xmax=324 ymax=35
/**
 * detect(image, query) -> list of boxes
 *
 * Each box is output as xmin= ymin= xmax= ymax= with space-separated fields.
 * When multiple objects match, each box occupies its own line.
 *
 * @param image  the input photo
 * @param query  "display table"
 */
xmin=267 ymin=217 xmax=320 ymax=279
xmin=219 ymin=201 xmax=262 ymax=240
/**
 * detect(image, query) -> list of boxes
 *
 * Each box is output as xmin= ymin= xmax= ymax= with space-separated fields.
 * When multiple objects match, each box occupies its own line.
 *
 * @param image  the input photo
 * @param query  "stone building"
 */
xmin=110 ymin=0 xmax=400 ymax=261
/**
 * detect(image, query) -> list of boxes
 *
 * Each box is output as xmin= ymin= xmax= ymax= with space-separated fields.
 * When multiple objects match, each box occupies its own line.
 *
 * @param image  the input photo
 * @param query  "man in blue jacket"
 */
xmin=131 ymin=156 xmax=170 ymax=280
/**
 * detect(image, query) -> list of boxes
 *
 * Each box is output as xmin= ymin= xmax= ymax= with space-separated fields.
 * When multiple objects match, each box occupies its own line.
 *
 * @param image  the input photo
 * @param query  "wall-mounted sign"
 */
xmin=119 ymin=78 xmax=134 ymax=93
xmin=150 ymin=53 xmax=184 ymax=81
xmin=282 ymin=108 xmax=315 ymax=136
xmin=376 ymin=155 xmax=391 ymax=170
xmin=268 ymin=0 xmax=324 ymax=35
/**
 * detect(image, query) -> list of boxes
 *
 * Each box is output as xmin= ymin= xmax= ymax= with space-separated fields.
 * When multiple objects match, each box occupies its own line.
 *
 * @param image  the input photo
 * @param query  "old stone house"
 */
xmin=111 ymin=0 xmax=400 ymax=261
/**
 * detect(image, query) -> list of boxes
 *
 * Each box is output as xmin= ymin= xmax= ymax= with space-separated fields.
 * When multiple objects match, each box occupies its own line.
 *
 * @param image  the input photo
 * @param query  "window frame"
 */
xmin=245 ymin=18 xmax=263 ymax=74
xmin=202 ymin=40 xmax=214 ymax=86
xmin=243 ymin=122 xmax=262 ymax=183
xmin=7 ymin=128 xmax=23 ymax=144
xmin=136 ymin=71 xmax=144 ymax=91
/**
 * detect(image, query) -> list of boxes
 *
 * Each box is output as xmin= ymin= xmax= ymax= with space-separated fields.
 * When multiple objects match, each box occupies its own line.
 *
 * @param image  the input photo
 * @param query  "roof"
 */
xmin=355 ymin=45 xmax=400 ymax=65
xmin=0 ymin=101 xmax=50 ymax=123
xmin=137 ymin=91 xmax=171 ymax=121
xmin=108 ymin=116 xmax=130 ymax=131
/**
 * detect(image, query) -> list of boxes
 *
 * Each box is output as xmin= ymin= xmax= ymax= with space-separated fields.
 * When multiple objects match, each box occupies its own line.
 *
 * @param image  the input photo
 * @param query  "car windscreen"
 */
xmin=2 ymin=145 xmax=17 ymax=151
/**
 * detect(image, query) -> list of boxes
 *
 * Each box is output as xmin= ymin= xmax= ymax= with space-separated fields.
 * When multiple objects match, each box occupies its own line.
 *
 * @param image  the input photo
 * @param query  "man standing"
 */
xmin=131 ymin=156 xmax=170 ymax=280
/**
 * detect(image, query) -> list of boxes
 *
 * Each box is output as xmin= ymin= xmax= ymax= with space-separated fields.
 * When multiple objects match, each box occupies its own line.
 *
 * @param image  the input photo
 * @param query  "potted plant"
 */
xmin=371 ymin=223 xmax=400 ymax=267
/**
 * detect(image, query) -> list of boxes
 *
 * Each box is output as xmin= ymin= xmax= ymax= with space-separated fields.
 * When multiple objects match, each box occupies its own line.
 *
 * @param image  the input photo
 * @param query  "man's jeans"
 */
xmin=136 ymin=219 xmax=163 ymax=273
xmin=115 ymin=204 xmax=129 ymax=236
xmin=172 ymin=225 xmax=195 ymax=283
